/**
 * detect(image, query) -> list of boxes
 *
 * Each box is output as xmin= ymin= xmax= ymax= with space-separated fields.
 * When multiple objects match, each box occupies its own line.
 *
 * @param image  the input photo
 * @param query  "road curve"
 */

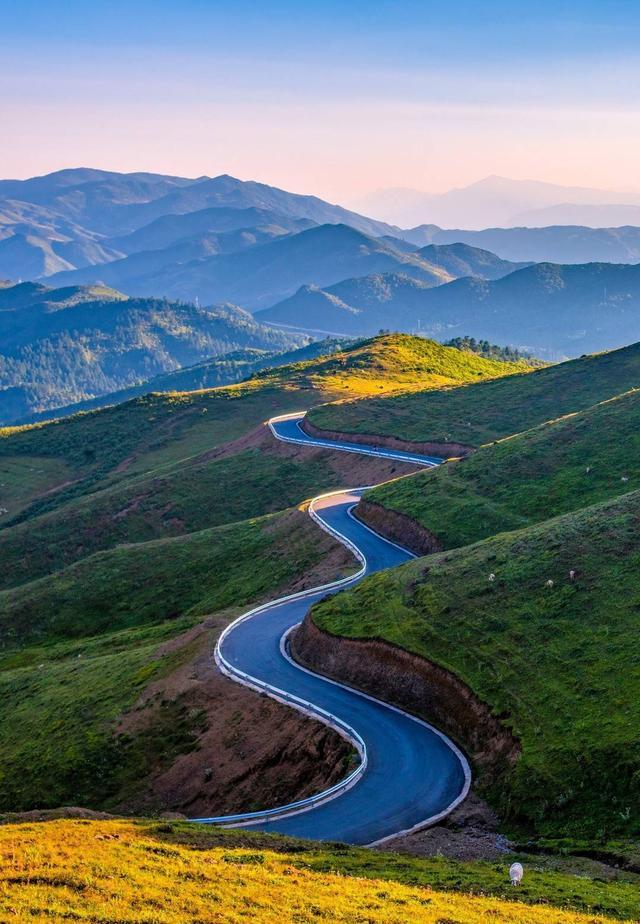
xmin=194 ymin=412 xmax=470 ymax=845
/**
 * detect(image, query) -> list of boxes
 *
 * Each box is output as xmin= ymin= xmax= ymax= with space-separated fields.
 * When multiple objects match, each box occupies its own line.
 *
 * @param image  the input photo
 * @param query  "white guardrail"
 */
xmin=194 ymin=482 xmax=372 ymax=825
xmin=267 ymin=411 xmax=438 ymax=468
xmin=194 ymin=413 xmax=470 ymax=832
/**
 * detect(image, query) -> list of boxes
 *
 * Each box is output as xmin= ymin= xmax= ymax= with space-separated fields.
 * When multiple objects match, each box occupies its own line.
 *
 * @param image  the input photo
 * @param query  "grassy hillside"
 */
xmin=309 ymin=339 xmax=640 ymax=448
xmin=0 ymin=334 xmax=525 ymax=530
xmin=271 ymin=332 xmax=534 ymax=397
xmin=312 ymin=489 xmax=640 ymax=839
xmin=1 ymin=334 xmax=474 ymax=811
xmin=0 ymin=507 xmax=354 ymax=811
xmin=367 ymin=387 xmax=640 ymax=548
xmin=0 ymin=447 xmax=356 ymax=590
xmin=23 ymin=338 xmax=353 ymax=424
xmin=1 ymin=819 xmax=637 ymax=923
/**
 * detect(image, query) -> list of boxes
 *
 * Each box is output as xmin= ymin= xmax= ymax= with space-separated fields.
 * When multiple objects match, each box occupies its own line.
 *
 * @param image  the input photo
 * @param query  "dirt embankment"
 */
xmin=204 ymin=422 xmax=425 ymax=484
xmin=291 ymin=616 xmax=520 ymax=790
xmin=354 ymin=499 xmax=443 ymax=556
xmin=113 ymin=510 xmax=356 ymax=819
xmin=116 ymin=618 xmax=351 ymax=818
xmin=301 ymin=417 xmax=474 ymax=459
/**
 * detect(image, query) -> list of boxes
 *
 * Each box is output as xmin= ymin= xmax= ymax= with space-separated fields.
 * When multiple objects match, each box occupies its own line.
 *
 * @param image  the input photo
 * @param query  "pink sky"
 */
xmin=2 ymin=1 xmax=640 ymax=202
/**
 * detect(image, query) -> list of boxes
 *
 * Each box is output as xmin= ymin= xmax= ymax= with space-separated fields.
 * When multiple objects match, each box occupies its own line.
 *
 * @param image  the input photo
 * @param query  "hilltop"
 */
xmin=308 ymin=338 xmax=640 ymax=449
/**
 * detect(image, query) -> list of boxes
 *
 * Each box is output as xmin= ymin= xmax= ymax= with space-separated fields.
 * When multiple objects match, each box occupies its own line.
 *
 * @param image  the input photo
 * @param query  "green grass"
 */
xmin=148 ymin=822 xmax=640 ymax=921
xmin=367 ymin=388 xmax=640 ymax=548
xmin=0 ymin=507 xmax=348 ymax=649
xmin=0 ymin=387 xmax=317 ymax=526
xmin=0 ymin=333 xmax=531 ymax=528
xmin=311 ymin=489 xmax=640 ymax=840
xmin=0 ymin=448 xmax=347 ymax=590
xmin=0 ymin=454 xmax=72 ymax=523
xmin=0 ymin=507 xmax=350 ymax=810
xmin=309 ymin=340 xmax=640 ymax=448
xmin=0 ymin=622 xmax=194 ymax=811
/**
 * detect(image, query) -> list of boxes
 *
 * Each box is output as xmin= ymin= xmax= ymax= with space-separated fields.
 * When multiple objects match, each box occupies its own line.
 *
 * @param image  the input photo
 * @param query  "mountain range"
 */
xmin=0 ymin=281 xmax=303 ymax=423
xmin=5 ymin=168 xmax=640 ymax=367
xmin=259 ymin=261 xmax=640 ymax=357
xmin=48 ymin=223 xmax=457 ymax=309
xmin=400 ymin=223 xmax=640 ymax=264
xmin=0 ymin=168 xmax=396 ymax=281
xmin=6 ymin=169 xmax=640 ymax=292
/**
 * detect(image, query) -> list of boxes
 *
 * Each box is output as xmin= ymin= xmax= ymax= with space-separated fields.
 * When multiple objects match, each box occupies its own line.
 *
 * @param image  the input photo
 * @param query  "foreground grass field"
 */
xmin=0 ymin=819 xmax=637 ymax=922
xmin=367 ymin=388 xmax=640 ymax=548
xmin=308 ymin=339 xmax=640 ymax=448
xmin=312 ymin=489 xmax=640 ymax=840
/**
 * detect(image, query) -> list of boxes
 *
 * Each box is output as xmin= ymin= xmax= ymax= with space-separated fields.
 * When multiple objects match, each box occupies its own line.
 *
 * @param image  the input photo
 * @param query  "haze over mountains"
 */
xmin=4 ymin=167 xmax=640 ymax=399
xmin=4 ymin=168 xmax=640 ymax=289
xmin=355 ymin=175 xmax=640 ymax=229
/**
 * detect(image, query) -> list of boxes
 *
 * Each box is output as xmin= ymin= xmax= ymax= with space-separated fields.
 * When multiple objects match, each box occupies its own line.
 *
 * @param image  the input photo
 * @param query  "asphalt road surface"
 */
xmin=194 ymin=413 xmax=469 ymax=845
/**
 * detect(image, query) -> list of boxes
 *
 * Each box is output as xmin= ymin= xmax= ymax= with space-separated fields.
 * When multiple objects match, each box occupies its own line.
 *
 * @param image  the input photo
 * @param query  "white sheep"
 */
xmin=546 ymin=579 xmax=554 ymax=588
xmin=488 ymin=573 xmax=496 ymax=582
xmin=509 ymin=862 xmax=524 ymax=886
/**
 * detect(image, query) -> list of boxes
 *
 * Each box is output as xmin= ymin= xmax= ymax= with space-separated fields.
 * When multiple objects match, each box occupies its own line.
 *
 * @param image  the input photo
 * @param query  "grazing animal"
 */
xmin=546 ymin=579 xmax=554 ymax=588
xmin=488 ymin=573 xmax=496 ymax=582
xmin=509 ymin=862 xmax=524 ymax=886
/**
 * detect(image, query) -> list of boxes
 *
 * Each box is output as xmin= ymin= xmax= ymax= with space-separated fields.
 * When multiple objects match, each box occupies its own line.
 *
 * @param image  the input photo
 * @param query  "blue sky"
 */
xmin=1 ymin=0 xmax=639 ymax=199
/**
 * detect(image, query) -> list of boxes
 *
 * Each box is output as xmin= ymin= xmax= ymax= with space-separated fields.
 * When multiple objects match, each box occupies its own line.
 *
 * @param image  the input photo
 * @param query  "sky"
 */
xmin=1 ymin=0 xmax=640 ymax=202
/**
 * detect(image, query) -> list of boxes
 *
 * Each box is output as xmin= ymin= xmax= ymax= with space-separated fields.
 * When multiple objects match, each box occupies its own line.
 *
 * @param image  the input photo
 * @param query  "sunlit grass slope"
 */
xmin=0 ymin=333 xmax=532 ymax=528
xmin=0 ymin=819 xmax=634 ymax=923
xmin=0 ymin=333 xmax=531 ymax=591
xmin=367 ymin=387 xmax=640 ymax=548
xmin=312 ymin=489 xmax=640 ymax=839
xmin=256 ymin=331 xmax=534 ymax=397
xmin=308 ymin=339 xmax=640 ymax=448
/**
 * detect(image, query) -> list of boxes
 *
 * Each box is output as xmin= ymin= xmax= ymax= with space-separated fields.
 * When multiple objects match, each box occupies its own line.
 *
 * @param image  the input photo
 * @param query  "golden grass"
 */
xmin=0 ymin=820 xmax=623 ymax=923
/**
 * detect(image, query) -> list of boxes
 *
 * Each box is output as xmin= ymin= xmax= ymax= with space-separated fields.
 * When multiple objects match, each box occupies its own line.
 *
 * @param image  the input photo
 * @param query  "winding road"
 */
xmin=194 ymin=412 xmax=470 ymax=845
